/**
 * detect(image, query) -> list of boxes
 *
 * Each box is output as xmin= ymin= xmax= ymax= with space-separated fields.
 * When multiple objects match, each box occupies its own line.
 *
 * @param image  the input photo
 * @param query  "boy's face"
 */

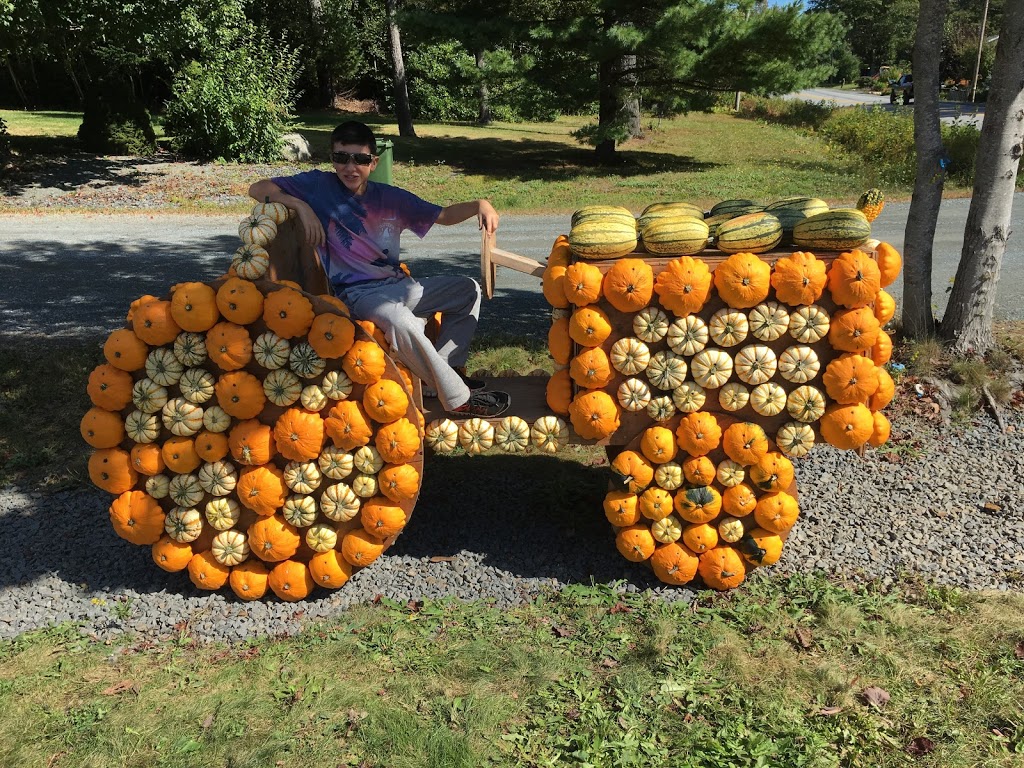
xmin=330 ymin=141 xmax=378 ymax=196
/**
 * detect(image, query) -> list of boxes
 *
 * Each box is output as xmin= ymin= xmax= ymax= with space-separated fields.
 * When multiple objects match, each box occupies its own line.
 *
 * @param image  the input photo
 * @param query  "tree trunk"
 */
xmin=901 ymin=0 xmax=947 ymax=339
xmin=386 ymin=0 xmax=416 ymax=138
xmin=620 ymin=54 xmax=642 ymax=139
xmin=942 ymin=0 xmax=1024 ymax=355
xmin=309 ymin=0 xmax=333 ymax=108
xmin=475 ymin=50 xmax=491 ymax=125
xmin=595 ymin=56 xmax=618 ymax=163
xmin=4 ymin=56 xmax=30 ymax=109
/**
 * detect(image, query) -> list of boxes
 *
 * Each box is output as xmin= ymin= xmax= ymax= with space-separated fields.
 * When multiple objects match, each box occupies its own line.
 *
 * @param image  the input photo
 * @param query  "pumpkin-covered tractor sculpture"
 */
xmin=82 ymin=190 xmax=900 ymax=599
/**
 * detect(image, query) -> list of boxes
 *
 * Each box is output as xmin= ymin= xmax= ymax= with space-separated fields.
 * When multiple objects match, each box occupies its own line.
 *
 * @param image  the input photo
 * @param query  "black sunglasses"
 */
xmin=330 ymin=151 xmax=375 ymax=166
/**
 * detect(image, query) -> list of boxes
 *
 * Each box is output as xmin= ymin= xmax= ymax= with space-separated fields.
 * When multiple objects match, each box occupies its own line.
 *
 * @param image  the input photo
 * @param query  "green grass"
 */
xmin=1 ymin=577 xmax=1023 ymax=767
xmin=3 ymin=107 xmax=876 ymax=213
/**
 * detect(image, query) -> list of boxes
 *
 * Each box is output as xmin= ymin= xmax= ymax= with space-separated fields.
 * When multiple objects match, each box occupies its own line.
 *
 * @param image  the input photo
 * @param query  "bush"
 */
xmin=77 ymin=83 xmax=157 ymax=156
xmin=163 ymin=28 xmax=299 ymax=162
xmin=819 ymin=106 xmax=915 ymax=185
xmin=735 ymin=95 xmax=835 ymax=130
xmin=0 ymin=117 xmax=11 ymax=169
xmin=942 ymin=121 xmax=981 ymax=186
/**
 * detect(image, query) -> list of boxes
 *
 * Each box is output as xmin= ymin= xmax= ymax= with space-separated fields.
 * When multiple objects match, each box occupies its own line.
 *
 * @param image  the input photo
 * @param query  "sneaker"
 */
xmin=447 ymin=390 xmax=511 ymax=418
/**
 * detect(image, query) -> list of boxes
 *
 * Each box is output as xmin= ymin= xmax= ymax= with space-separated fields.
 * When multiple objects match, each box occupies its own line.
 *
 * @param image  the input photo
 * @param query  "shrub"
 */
xmin=942 ymin=121 xmax=980 ymax=186
xmin=77 ymin=84 xmax=157 ymax=156
xmin=819 ymin=106 xmax=915 ymax=185
xmin=164 ymin=28 xmax=299 ymax=162
xmin=0 ymin=116 xmax=11 ymax=169
xmin=735 ymin=95 xmax=835 ymax=130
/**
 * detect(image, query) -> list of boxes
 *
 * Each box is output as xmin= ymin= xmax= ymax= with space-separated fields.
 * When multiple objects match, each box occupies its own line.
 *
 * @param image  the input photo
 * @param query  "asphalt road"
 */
xmin=1 ymin=197 xmax=1022 ymax=342
xmin=787 ymin=87 xmax=986 ymax=127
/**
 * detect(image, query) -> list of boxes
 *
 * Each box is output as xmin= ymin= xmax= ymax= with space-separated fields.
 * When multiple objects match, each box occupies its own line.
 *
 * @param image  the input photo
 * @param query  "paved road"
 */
xmin=1 ymin=197 xmax=1022 ymax=341
xmin=787 ymin=87 xmax=986 ymax=127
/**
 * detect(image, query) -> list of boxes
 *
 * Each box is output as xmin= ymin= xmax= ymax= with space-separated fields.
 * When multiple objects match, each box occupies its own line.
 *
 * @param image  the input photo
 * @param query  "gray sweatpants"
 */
xmin=340 ymin=275 xmax=481 ymax=411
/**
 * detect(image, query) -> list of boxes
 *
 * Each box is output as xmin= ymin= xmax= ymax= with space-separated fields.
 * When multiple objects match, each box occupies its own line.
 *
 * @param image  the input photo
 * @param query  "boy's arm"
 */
xmin=249 ymin=179 xmax=325 ymax=248
xmin=435 ymin=199 xmax=499 ymax=234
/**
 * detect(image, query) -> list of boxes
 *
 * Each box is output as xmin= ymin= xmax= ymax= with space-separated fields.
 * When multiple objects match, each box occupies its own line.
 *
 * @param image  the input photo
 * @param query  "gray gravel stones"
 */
xmin=1 ymin=409 xmax=1022 ymax=644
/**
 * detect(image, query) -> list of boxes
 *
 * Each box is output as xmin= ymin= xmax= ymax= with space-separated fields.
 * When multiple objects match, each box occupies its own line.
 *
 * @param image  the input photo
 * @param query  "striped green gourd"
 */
xmin=569 ymin=219 xmax=639 ymax=260
xmin=792 ymin=209 xmax=871 ymax=250
xmin=709 ymin=199 xmax=763 ymax=217
xmin=714 ymin=212 xmax=783 ymax=254
xmin=641 ymin=216 xmax=710 ymax=256
xmin=704 ymin=212 xmax=738 ymax=239
xmin=640 ymin=201 xmax=705 ymax=220
xmin=763 ymin=197 xmax=830 ymax=241
xmin=571 ymin=205 xmax=637 ymax=229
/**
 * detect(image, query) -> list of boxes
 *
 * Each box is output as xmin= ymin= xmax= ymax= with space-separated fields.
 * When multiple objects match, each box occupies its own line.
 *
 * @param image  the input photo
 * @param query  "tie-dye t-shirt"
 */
xmin=271 ymin=170 xmax=442 ymax=291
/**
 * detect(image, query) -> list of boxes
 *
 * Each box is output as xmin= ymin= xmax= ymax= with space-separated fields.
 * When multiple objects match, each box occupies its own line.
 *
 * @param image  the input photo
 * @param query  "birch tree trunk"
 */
xmin=942 ymin=0 xmax=1024 ymax=355
xmin=901 ymin=0 xmax=947 ymax=339
xmin=475 ymin=50 xmax=491 ymax=125
xmin=386 ymin=0 xmax=416 ymax=138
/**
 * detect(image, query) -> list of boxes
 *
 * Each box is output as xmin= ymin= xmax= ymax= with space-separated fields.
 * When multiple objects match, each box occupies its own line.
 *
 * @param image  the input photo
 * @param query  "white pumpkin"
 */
xmin=252 ymin=331 xmax=290 ymax=370
xmin=212 ymin=530 xmax=250 ymax=565
xmin=718 ymin=382 xmax=750 ymax=412
xmin=717 ymin=517 xmax=746 ymax=543
xmin=145 ymin=347 xmax=184 ymax=387
xmin=318 ymin=445 xmax=354 ymax=479
xmin=632 ymin=306 xmax=670 ymax=343
xmin=282 ymin=494 xmax=319 ymax=528
xmin=609 ymin=337 xmax=651 ymax=376
xmin=789 ymin=305 xmax=831 ymax=343
xmin=646 ymin=350 xmax=688 ymax=391
xmin=353 ymin=445 xmax=385 ymax=475
xmin=459 ymin=418 xmax=495 ymax=456
xmin=173 ymin=331 xmax=208 ymax=367
xmin=204 ymin=497 xmax=241 ymax=530
xmin=708 ymin=309 xmax=749 ymax=347
xmin=161 ymin=397 xmax=204 ymax=437
xmin=531 ymin=416 xmax=568 ymax=454
xmin=777 ymin=421 xmax=816 ymax=458
xmin=305 ymin=522 xmax=338 ymax=553
xmin=671 ymin=381 xmax=706 ymax=413
xmin=651 ymin=514 xmax=683 ymax=544
xmin=263 ymin=368 xmax=302 ymax=407
xmin=716 ymin=460 xmax=746 ymax=488
xmin=320 ymin=483 xmax=361 ymax=522
xmin=666 ymin=315 xmax=709 ymax=357
xmin=168 ymin=473 xmax=204 ymax=508
xmin=786 ymin=385 xmax=827 ymax=423
xmin=283 ymin=460 xmax=322 ymax=494
xmin=646 ymin=395 xmax=676 ymax=422
xmin=494 ymin=416 xmax=531 ymax=453
xmin=202 ymin=405 xmax=231 ymax=433
xmin=198 ymin=460 xmax=237 ymax=496
xmin=300 ymin=384 xmax=328 ymax=412
xmin=750 ymin=382 xmax=787 ymax=416
xmin=125 ymin=410 xmax=161 ymax=444
xmin=132 ymin=378 xmax=168 ymax=414
xmin=165 ymin=506 xmax=203 ymax=543
xmin=321 ymin=370 xmax=354 ymax=401
xmin=179 ymin=367 xmax=216 ymax=404
xmin=351 ymin=473 xmax=379 ymax=498
xmin=747 ymin=301 xmax=790 ymax=341
xmin=425 ymin=418 xmax=460 ymax=454
xmin=778 ymin=345 xmax=821 ymax=383
xmin=617 ymin=378 xmax=652 ymax=412
xmin=690 ymin=348 xmax=734 ymax=389
xmin=145 ymin=473 xmax=170 ymax=499
xmin=733 ymin=344 xmax=778 ymax=386
xmin=655 ymin=462 xmax=684 ymax=491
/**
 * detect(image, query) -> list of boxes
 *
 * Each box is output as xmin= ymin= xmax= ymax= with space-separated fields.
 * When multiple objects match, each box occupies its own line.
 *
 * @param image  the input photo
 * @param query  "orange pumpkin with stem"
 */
xmin=819 ymin=402 xmax=874 ymax=449
xmin=748 ymin=452 xmax=795 ymax=493
xmin=640 ymin=425 xmax=677 ymax=464
xmin=248 ymin=514 xmax=301 ymax=562
xmin=216 ymin=277 xmax=264 ymax=324
xmin=874 ymin=242 xmax=903 ymax=287
xmin=698 ymin=546 xmax=747 ymax=589
xmin=89 ymin=447 xmax=138 ymax=494
xmin=268 ymin=560 xmax=315 ymax=601
xmin=152 ymin=536 xmax=193 ymax=572
xmin=615 ymin=524 xmax=656 ymax=562
xmin=129 ymin=442 xmax=165 ymax=475
xmin=770 ymin=251 xmax=827 ymax=306
xmin=722 ymin=422 xmax=769 ymax=466
xmin=375 ymin=417 xmax=421 ymax=464
xmin=274 ymin=408 xmax=325 ymax=461
xmin=675 ymin=411 xmax=722 ymax=457
xmin=823 ymin=353 xmax=879 ymax=404
xmin=229 ymin=559 xmax=270 ymax=600
xmin=103 ymin=329 xmax=149 ymax=372
xmin=194 ymin=430 xmax=229 ymax=462
xmin=563 ymin=261 xmax=604 ymax=306
xmin=653 ymin=256 xmax=713 ymax=316
xmin=568 ymin=306 xmax=612 ymax=347
xmin=753 ymin=491 xmax=800 ymax=533
xmin=263 ymin=288 xmax=314 ymax=339
xmin=308 ymin=313 xmax=356 ymax=359
xmin=162 ymin=436 xmax=201 ymax=473
xmin=132 ymin=299 xmax=181 ymax=345
xmin=88 ymin=363 xmax=134 ymax=409
xmin=188 ymin=550 xmax=231 ymax=590
xmin=611 ymin=450 xmax=654 ymax=494
xmin=81 ymin=407 xmax=125 ymax=449
xmin=722 ymin=483 xmax=758 ymax=517
xmin=548 ymin=317 xmax=572 ymax=365
xmin=341 ymin=528 xmax=386 ymax=566
xmin=827 ymin=249 xmax=881 ymax=308
xmin=674 ymin=485 xmax=723 ymax=524
xmin=308 ymin=550 xmax=353 ymax=589
xmin=108 ymin=490 xmax=165 ymax=545
xmin=741 ymin=528 xmax=784 ymax=566
xmin=378 ymin=463 xmax=421 ymax=502
xmin=604 ymin=258 xmax=654 ymax=312
xmin=639 ymin=487 xmax=674 ymax=521
xmin=325 ymin=399 xmax=374 ymax=449
xmin=681 ymin=455 xmax=716 ymax=486
xmin=363 ymin=379 xmax=411 ymax=423
xmin=650 ymin=542 xmax=700 ymax=585
xmin=170 ymin=282 xmax=220 ymax=332
xmin=342 ymin=340 xmax=387 ymax=385
xmin=206 ymin=322 xmax=253 ymax=371
xmin=713 ymin=252 xmax=771 ymax=308
xmin=604 ymin=490 xmax=641 ymax=527
xmin=236 ymin=464 xmax=288 ymax=516
xmin=361 ymin=496 xmax=408 ymax=540
xmin=569 ymin=347 xmax=614 ymax=389
xmin=229 ymin=419 xmax=276 ymax=465
xmin=828 ymin=307 xmax=881 ymax=353
xmin=545 ymin=368 xmax=572 ymax=415
xmin=568 ymin=390 xmax=620 ymax=440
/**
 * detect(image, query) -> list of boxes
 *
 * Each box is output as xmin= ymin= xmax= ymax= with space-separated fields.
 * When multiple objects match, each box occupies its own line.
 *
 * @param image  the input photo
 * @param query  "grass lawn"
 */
xmin=1 ymin=578 xmax=1022 ymax=767
xmin=3 ymin=107 xmax=881 ymax=214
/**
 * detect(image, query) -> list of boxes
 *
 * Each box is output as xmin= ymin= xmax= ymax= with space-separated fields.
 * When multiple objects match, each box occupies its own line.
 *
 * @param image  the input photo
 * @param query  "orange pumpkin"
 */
xmin=308 ymin=313 xmax=356 ymax=359
xmin=722 ymin=422 xmax=769 ymax=466
xmin=872 ymin=330 xmax=893 ymax=366
xmin=229 ymin=559 xmax=271 ymax=600
xmin=361 ymin=496 xmax=408 ymax=540
xmin=88 ymin=447 xmax=138 ymax=494
xmin=828 ymin=307 xmax=881 ymax=353
xmin=548 ymin=317 xmax=572 ymax=365
xmin=604 ymin=490 xmax=641 ymax=527
xmin=650 ymin=543 xmax=700 ymax=585
xmin=375 ymin=418 xmax=421 ymax=464
xmin=869 ymin=410 xmax=891 ymax=447
xmin=567 ymin=306 xmax=612 ymax=347
xmin=714 ymin=252 xmax=771 ymax=308
xmin=206 ymin=322 xmax=253 ymax=371
xmin=216 ymin=277 xmax=265 ymax=325
xmin=563 ymin=262 xmax=604 ymax=306
xmin=569 ymin=347 xmax=614 ymax=389
xmin=542 ymin=264 xmax=570 ymax=308
xmin=236 ymin=464 xmax=288 ymax=516
xmin=640 ymin=425 xmax=678 ymax=464
xmin=827 ymin=249 xmax=881 ymax=308
xmin=108 ymin=490 xmax=165 ymax=545
xmin=610 ymin=450 xmax=654 ymax=494
xmin=770 ymin=251 xmax=827 ymax=306
xmin=615 ymin=524 xmax=657 ymax=562
xmin=873 ymin=289 xmax=897 ymax=325
xmin=681 ymin=455 xmax=716 ymax=486
xmin=263 ymin=287 xmax=314 ymax=339
xmin=698 ymin=546 xmax=747 ymax=590
xmin=545 ymin=368 xmax=573 ymax=415
xmin=341 ymin=528 xmax=386 ymax=567
xmin=567 ymin=390 xmax=620 ymax=440
xmin=129 ymin=442 xmax=165 ymax=475
xmin=194 ymin=430 xmax=229 ymax=462
xmin=653 ymin=256 xmax=713 ymax=316
xmin=674 ymin=485 xmax=722 ymax=524
xmin=748 ymin=452 xmax=795 ymax=493
xmin=742 ymin=527 xmax=784 ymax=566
xmin=639 ymin=487 xmax=675 ymax=521
xmin=823 ymin=353 xmax=879 ymax=404
xmin=819 ymin=403 xmax=874 ymax=449
xmin=874 ymin=242 xmax=902 ymax=288
xmin=308 ymin=550 xmax=353 ymax=589
xmin=215 ymin=371 xmax=266 ymax=419
xmin=378 ymin=463 xmax=421 ymax=503
xmin=870 ymin=367 xmax=896 ymax=410
xmin=188 ymin=550 xmax=231 ymax=590
xmin=248 ymin=515 xmax=301 ymax=562
xmin=675 ymin=412 xmax=722 ymax=457
xmin=103 ymin=329 xmax=149 ymax=372
xmin=363 ymin=379 xmax=410 ymax=423
xmin=162 ymin=436 xmax=201 ymax=474
xmin=274 ymin=408 xmax=325 ymax=461
xmin=325 ymin=399 xmax=374 ymax=449
xmin=170 ymin=282 xmax=219 ymax=332
xmin=342 ymin=340 xmax=387 ymax=385
xmin=152 ymin=535 xmax=193 ymax=572
xmin=229 ymin=419 xmax=277 ymax=465
xmin=753 ymin=491 xmax=799 ymax=533
xmin=81 ymin=407 xmax=125 ymax=449
xmin=604 ymin=258 xmax=654 ymax=312
xmin=722 ymin=483 xmax=758 ymax=518
xmin=682 ymin=522 xmax=719 ymax=554
xmin=132 ymin=299 xmax=181 ymax=346
xmin=87 ymin=363 xmax=134 ymax=409
xmin=268 ymin=560 xmax=315 ymax=601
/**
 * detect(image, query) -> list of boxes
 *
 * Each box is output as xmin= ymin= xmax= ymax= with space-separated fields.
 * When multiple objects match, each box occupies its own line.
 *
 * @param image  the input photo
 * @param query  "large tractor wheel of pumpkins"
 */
xmin=85 ymin=276 xmax=425 ymax=601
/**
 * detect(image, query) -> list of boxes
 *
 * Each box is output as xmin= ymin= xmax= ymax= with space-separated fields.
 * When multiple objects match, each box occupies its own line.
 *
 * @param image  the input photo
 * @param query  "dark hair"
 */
xmin=330 ymin=121 xmax=377 ymax=154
